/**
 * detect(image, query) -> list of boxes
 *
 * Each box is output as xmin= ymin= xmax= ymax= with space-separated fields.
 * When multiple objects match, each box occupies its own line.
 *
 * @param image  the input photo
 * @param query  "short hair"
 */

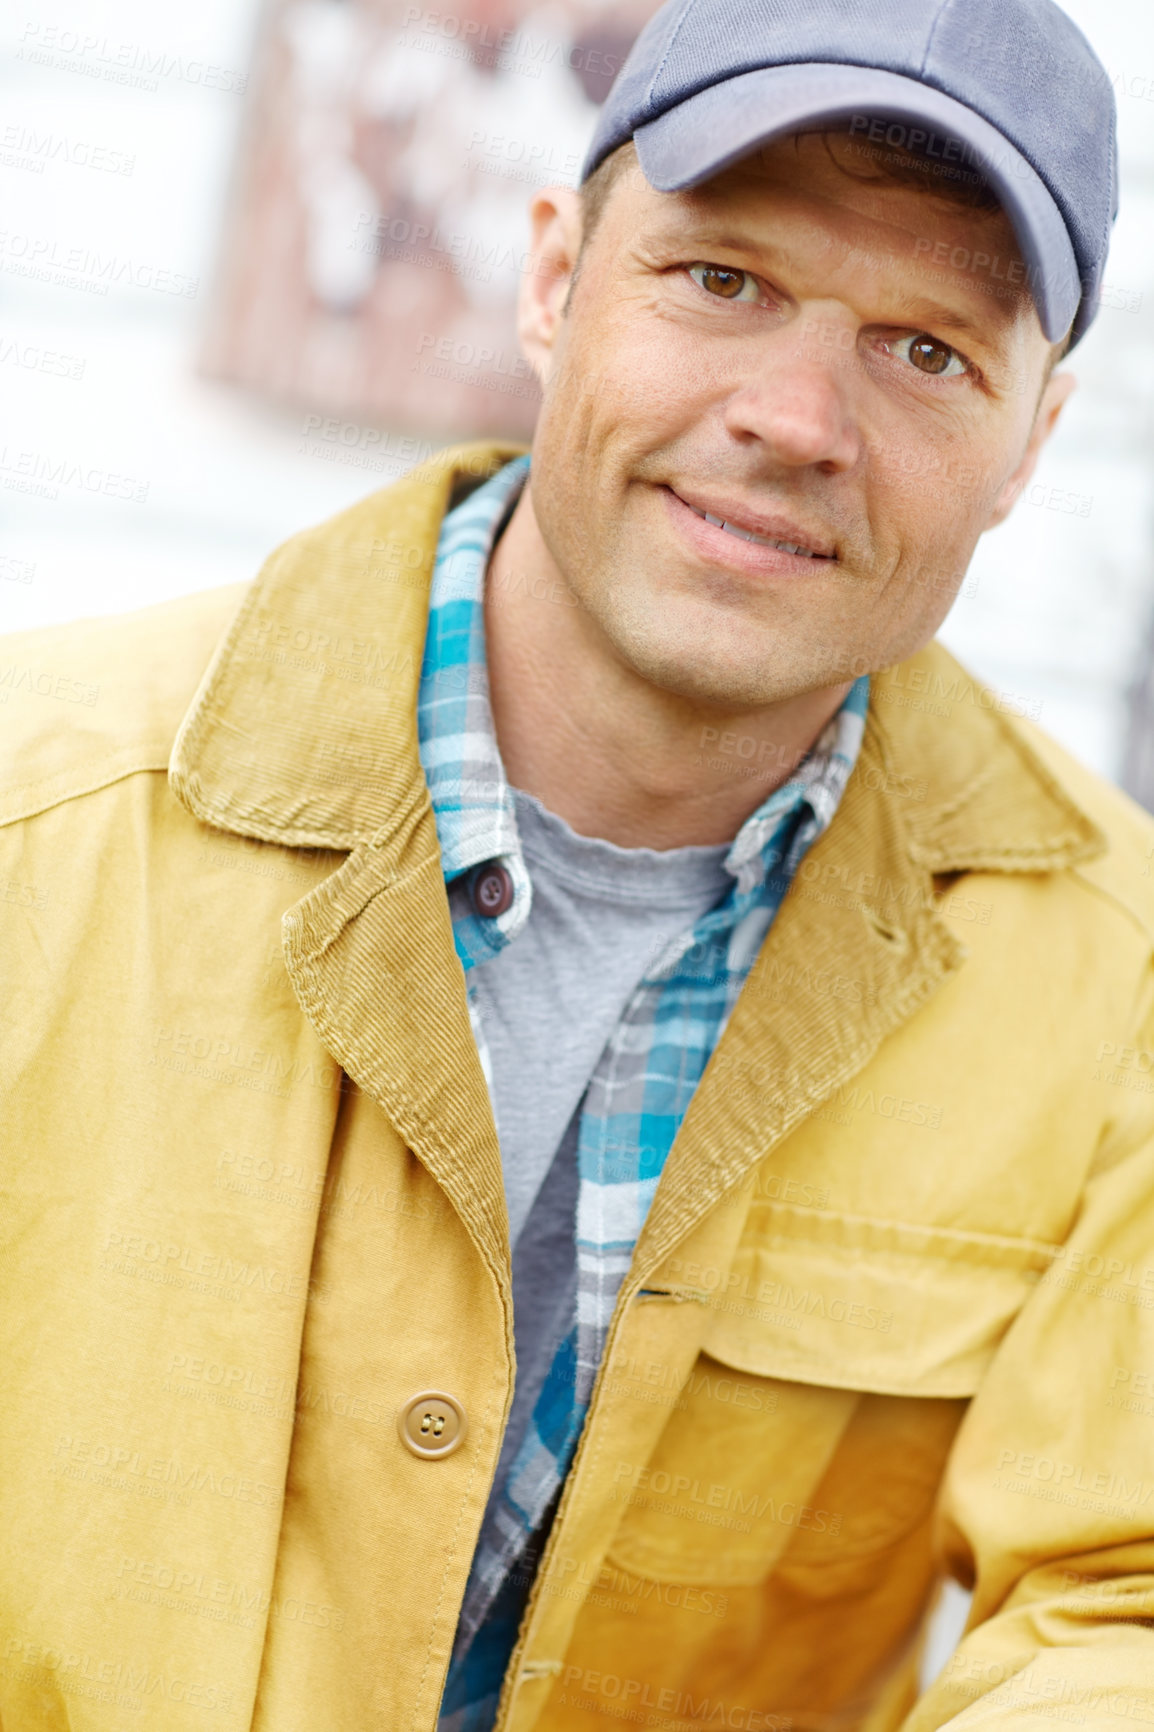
xmin=577 ymin=141 xmax=642 ymax=259
xmin=574 ymin=132 xmax=1073 ymax=367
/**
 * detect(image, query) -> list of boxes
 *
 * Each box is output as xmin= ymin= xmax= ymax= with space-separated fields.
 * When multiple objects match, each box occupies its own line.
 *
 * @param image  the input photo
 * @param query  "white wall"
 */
xmin=1 ymin=0 xmax=379 ymax=628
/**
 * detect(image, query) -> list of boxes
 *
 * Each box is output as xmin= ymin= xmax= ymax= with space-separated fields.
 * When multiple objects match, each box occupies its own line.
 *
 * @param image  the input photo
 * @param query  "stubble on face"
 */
xmin=522 ymin=135 xmax=1056 ymax=713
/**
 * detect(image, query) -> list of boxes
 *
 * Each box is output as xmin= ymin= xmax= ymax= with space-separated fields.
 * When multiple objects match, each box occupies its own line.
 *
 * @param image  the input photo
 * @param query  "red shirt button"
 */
xmin=472 ymin=862 xmax=514 ymax=919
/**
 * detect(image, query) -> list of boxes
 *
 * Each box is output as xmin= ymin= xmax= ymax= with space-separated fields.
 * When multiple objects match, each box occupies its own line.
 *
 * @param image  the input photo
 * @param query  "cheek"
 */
xmin=609 ymin=312 xmax=731 ymax=432
xmin=550 ymin=295 xmax=720 ymax=451
xmin=870 ymin=419 xmax=1016 ymax=555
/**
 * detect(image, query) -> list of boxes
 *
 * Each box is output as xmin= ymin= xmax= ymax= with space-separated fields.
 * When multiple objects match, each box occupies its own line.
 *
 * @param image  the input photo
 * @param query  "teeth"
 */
xmin=689 ymin=500 xmax=822 ymax=558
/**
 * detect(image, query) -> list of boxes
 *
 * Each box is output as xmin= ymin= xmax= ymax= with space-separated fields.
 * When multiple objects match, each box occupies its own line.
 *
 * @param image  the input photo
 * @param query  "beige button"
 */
xmin=398 ymin=1391 xmax=468 ymax=1459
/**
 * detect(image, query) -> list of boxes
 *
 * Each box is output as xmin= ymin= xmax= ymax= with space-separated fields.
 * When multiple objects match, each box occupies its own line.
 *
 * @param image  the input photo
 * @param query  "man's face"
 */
xmin=519 ymin=133 xmax=1070 ymax=710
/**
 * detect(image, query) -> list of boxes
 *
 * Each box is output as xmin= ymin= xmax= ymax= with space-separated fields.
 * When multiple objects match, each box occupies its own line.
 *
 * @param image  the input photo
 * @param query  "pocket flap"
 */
xmin=695 ymin=1202 xmax=1055 ymax=1397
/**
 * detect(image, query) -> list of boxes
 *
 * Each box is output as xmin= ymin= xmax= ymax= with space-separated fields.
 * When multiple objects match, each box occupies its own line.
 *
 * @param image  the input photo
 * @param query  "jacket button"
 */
xmin=398 ymin=1391 xmax=468 ymax=1459
xmin=472 ymin=862 xmax=514 ymax=919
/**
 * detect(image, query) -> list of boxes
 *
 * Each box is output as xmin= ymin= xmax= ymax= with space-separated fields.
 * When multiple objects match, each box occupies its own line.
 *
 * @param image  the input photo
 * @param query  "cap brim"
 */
xmin=634 ymin=63 xmax=1080 ymax=343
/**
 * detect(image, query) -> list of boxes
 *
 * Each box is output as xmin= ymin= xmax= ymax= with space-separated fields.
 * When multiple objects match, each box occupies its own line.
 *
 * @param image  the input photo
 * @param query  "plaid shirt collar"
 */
xmin=418 ymin=453 xmax=870 ymax=940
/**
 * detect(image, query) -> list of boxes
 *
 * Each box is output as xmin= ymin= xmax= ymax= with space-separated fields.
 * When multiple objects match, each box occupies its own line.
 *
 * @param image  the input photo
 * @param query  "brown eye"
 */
xmin=688 ymin=263 xmax=759 ymax=302
xmin=890 ymin=332 xmax=968 ymax=380
xmin=703 ymin=267 xmax=744 ymax=298
xmin=909 ymin=335 xmax=955 ymax=374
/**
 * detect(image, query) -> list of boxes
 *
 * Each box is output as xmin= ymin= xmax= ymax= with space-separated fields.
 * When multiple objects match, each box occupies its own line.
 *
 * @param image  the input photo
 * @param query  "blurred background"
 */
xmin=4 ymin=0 xmax=1153 ymax=1684
xmin=3 ymin=0 xmax=1154 ymax=802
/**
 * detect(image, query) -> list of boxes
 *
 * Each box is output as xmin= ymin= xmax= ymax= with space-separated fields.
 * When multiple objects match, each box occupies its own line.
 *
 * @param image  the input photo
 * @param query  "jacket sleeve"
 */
xmin=905 ymin=964 xmax=1154 ymax=1731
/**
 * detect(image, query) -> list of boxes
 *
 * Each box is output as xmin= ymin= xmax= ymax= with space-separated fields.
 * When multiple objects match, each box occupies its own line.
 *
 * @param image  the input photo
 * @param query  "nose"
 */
xmin=721 ymin=311 xmax=862 ymax=474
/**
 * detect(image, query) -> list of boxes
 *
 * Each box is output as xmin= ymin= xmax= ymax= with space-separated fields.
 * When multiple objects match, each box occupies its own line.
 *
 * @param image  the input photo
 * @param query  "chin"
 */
xmin=614 ymin=633 xmax=796 ymax=709
xmin=603 ymin=570 xmax=800 ymax=687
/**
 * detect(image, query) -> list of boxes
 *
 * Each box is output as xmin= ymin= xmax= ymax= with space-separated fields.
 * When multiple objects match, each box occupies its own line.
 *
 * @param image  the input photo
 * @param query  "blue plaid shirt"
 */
xmin=418 ymin=457 xmax=870 ymax=1730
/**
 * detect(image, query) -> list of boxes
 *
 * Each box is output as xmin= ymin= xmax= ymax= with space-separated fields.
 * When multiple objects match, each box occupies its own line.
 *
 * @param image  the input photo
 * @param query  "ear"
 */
xmin=517 ymin=186 xmax=585 ymax=388
xmin=985 ymin=367 xmax=1078 ymax=530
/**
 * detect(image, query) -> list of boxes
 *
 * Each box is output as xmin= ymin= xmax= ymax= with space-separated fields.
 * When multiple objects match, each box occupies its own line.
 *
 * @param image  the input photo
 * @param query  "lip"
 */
xmin=668 ymin=486 xmax=837 ymax=561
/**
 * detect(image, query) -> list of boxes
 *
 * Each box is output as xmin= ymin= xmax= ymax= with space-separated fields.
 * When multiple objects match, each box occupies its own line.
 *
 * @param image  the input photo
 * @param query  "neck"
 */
xmin=484 ymin=486 xmax=852 ymax=851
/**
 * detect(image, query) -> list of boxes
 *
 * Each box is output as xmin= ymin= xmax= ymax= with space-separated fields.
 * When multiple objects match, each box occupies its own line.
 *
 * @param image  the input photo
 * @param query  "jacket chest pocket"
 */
xmin=605 ymin=1202 xmax=1053 ymax=1588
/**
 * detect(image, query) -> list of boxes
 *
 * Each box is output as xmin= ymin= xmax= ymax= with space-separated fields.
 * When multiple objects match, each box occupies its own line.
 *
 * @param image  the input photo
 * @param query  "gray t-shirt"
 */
xmin=473 ymin=785 xmax=733 ymax=1246
xmin=462 ymin=788 xmax=733 ymax=1553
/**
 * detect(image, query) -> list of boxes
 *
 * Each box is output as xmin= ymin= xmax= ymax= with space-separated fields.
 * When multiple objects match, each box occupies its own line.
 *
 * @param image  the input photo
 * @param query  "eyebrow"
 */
xmin=639 ymin=221 xmax=1019 ymax=348
xmin=646 ymin=223 xmax=775 ymax=259
xmin=879 ymin=297 xmax=987 ymax=340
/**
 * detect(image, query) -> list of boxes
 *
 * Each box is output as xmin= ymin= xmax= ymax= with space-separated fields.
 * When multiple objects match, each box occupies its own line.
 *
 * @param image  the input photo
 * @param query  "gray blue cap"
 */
xmin=582 ymin=0 xmax=1119 ymax=346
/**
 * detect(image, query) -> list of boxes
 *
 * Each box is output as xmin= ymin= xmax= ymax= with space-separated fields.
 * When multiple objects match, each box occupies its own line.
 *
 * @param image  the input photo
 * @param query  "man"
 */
xmin=2 ymin=0 xmax=1151 ymax=1726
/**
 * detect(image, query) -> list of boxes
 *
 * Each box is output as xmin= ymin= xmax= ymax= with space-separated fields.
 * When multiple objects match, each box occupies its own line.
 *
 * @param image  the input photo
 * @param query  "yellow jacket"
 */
xmin=4 ymin=443 xmax=1154 ymax=1732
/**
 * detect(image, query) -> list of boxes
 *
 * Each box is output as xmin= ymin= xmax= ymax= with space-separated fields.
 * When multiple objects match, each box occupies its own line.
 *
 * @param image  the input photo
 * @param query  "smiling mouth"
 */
xmin=679 ymin=498 xmax=834 ymax=560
